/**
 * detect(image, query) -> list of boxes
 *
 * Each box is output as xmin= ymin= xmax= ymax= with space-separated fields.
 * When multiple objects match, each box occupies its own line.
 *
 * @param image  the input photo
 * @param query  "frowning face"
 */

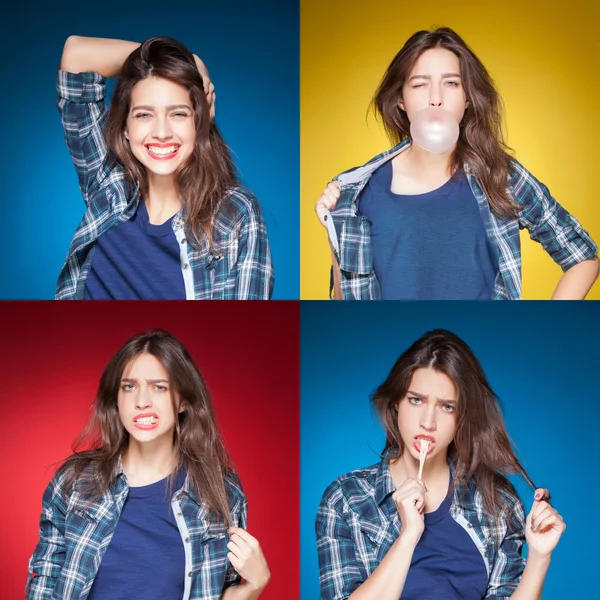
xmin=117 ymin=352 xmax=184 ymax=445
xmin=396 ymin=367 xmax=458 ymax=462
xmin=400 ymin=47 xmax=469 ymax=126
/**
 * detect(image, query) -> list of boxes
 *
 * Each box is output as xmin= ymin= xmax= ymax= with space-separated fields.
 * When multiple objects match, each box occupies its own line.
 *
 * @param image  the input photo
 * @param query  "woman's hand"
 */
xmin=314 ymin=181 xmax=341 ymax=228
xmin=193 ymin=54 xmax=216 ymax=121
xmin=392 ymin=477 xmax=427 ymax=547
xmin=227 ymin=527 xmax=271 ymax=592
xmin=525 ymin=488 xmax=566 ymax=558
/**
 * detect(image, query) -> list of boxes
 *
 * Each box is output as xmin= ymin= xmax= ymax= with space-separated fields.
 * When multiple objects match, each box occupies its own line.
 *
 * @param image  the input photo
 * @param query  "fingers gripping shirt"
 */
xmin=327 ymin=139 xmax=598 ymax=300
xmin=56 ymin=70 xmax=274 ymax=300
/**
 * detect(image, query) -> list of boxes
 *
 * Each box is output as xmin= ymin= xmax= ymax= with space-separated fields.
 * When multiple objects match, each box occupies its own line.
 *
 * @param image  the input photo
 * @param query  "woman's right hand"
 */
xmin=392 ymin=477 xmax=427 ymax=546
xmin=314 ymin=181 xmax=341 ymax=229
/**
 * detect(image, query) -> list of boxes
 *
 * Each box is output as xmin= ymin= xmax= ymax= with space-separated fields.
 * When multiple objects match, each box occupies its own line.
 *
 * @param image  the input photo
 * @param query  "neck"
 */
xmin=404 ymin=142 xmax=455 ymax=177
xmin=145 ymin=172 xmax=182 ymax=224
xmin=390 ymin=448 xmax=449 ymax=488
xmin=123 ymin=436 xmax=178 ymax=481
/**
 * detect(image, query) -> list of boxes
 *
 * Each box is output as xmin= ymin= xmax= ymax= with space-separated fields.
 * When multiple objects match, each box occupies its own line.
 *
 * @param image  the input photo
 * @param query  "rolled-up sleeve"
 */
xmin=57 ymin=70 xmax=111 ymax=205
xmin=512 ymin=161 xmax=598 ymax=271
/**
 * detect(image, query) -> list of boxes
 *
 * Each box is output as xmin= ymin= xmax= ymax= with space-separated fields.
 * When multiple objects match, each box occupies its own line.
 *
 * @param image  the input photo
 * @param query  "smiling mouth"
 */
xmin=145 ymin=145 xmax=180 ymax=160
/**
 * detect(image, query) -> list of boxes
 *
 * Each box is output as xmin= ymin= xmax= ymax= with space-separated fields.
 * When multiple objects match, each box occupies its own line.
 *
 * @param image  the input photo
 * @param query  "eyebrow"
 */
xmin=121 ymin=378 xmax=170 ymax=384
xmin=407 ymin=389 xmax=457 ymax=403
xmin=408 ymin=73 xmax=461 ymax=82
xmin=131 ymin=104 xmax=192 ymax=112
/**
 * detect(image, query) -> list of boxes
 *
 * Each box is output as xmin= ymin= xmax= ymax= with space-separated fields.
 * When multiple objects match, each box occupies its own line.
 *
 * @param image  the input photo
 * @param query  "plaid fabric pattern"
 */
xmin=26 ymin=463 xmax=246 ymax=600
xmin=56 ymin=70 xmax=274 ymax=300
xmin=328 ymin=140 xmax=597 ymax=300
xmin=316 ymin=459 xmax=527 ymax=600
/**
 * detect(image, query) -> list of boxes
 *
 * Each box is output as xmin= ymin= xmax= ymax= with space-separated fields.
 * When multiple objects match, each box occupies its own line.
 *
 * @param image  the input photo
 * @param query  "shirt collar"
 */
xmin=375 ymin=451 xmax=476 ymax=509
xmin=374 ymin=456 xmax=397 ymax=506
xmin=335 ymin=138 xmax=411 ymax=188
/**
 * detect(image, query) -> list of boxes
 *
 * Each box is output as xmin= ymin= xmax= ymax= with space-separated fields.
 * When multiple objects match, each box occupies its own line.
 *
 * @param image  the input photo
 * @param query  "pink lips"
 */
xmin=133 ymin=413 xmax=159 ymax=431
xmin=145 ymin=145 xmax=180 ymax=161
xmin=413 ymin=436 xmax=435 ymax=455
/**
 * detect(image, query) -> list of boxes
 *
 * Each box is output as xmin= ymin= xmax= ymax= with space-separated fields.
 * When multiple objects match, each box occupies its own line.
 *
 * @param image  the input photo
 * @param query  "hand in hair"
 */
xmin=315 ymin=181 xmax=341 ymax=228
xmin=193 ymin=54 xmax=216 ymax=121
xmin=226 ymin=527 xmax=271 ymax=594
xmin=525 ymin=488 xmax=566 ymax=558
xmin=392 ymin=478 xmax=427 ymax=546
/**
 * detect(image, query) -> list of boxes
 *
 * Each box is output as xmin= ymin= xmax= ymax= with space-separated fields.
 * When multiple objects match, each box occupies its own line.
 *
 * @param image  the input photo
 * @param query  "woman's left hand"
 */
xmin=525 ymin=488 xmax=566 ymax=557
xmin=193 ymin=54 xmax=216 ymax=121
xmin=227 ymin=527 xmax=271 ymax=592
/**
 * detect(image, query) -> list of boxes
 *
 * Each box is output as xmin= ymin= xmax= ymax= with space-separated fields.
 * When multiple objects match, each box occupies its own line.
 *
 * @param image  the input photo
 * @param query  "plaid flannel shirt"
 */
xmin=26 ymin=463 xmax=246 ymax=600
xmin=56 ymin=70 xmax=274 ymax=300
xmin=316 ymin=458 xmax=526 ymax=599
xmin=327 ymin=140 xmax=597 ymax=299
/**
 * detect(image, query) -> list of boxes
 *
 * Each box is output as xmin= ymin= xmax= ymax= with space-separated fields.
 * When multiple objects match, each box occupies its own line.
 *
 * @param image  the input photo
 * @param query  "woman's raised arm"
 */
xmin=60 ymin=35 xmax=140 ymax=77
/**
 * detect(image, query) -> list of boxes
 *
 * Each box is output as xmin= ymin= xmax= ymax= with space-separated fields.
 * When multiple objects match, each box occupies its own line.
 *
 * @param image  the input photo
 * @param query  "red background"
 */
xmin=0 ymin=301 xmax=299 ymax=599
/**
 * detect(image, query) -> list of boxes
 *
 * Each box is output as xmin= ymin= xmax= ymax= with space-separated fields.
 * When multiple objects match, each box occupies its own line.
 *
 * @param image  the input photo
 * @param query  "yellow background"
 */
xmin=300 ymin=0 xmax=600 ymax=299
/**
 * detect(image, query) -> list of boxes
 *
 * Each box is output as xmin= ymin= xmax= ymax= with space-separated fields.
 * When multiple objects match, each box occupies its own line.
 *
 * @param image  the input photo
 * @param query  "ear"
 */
xmin=124 ymin=130 xmax=129 ymax=141
xmin=178 ymin=402 xmax=185 ymax=414
xmin=398 ymin=98 xmax=405 ymax=112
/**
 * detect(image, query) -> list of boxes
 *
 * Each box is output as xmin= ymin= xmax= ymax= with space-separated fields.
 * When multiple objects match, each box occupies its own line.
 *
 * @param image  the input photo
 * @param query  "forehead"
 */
xmin=408 ymin=367 xmax=457 ymax=400
xmin=409 ymin=47 xmax=461 ymax=76
xmin=130 ymin=76 xmax=192 ymax=107
xmin=122 ymin=352 xmax=168 ymax=379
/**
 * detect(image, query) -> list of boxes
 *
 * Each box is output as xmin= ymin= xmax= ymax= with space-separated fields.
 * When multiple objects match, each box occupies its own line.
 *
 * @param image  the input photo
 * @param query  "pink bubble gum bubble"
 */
xmin=410 ymin=107 xmax=460 ymax=154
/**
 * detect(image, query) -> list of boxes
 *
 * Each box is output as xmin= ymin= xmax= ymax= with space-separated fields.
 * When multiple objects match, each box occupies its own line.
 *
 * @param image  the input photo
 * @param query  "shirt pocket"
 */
xmin=353 ymin=514 xmax=396 ymax=574
xmin=191 ymin=524 xmax=230 ymax=594
xmin=338 ymin=216 xmax=373 ymax=275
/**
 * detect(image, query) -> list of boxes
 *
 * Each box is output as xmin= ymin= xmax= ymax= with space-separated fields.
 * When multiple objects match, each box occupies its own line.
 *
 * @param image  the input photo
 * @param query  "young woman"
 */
xmin=316 ymin=329 xmax=565 ymax=599
xmin=26 ymin=330 xmax=270 ymax=600
xmin=314 ymin=27 xmax=598 ymax=300
xmin=57 ymin=36 xmax=273 ymax=300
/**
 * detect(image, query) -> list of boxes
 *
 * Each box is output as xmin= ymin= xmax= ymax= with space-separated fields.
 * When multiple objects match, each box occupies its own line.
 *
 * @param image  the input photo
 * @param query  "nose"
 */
xmin=135 ymin=387 xmax=153 ymax=410
xmin=151 ymin=115 xmax=173 ymax=140
xmin=419 ymin=403 xmax=437 ymax=431
xmin=429 ymin=84 xmax=443 ymax=107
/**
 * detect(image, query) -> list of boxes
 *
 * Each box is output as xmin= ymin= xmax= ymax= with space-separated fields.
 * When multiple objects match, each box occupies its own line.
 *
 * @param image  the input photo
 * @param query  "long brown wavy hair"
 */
xmin=372 ymin=27 xmax=518 ymax=219
xmin=104 ymin=37 xmax=238 ymax=250
xmin=372 ymin=329 xmax=535 ymax=521
xmin=58 ymin=329 xmax=235 ymax=524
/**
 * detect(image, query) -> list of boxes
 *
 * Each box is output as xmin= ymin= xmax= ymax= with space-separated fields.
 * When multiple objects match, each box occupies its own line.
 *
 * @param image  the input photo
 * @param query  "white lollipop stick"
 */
xmin=418 ymin=439 xmax=430 ymax=480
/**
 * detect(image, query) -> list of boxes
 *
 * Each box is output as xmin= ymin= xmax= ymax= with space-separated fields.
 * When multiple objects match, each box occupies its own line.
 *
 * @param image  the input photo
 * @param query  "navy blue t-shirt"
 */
xmin=88 ymin=469 xmax=187 ymax=600
xmin=358 ymin=160 xmax=498 ymax=299
xmin=401 ymin=480 xmax=488 ymax=599
xmin=84 ymin=200 xmax=186 ymax=299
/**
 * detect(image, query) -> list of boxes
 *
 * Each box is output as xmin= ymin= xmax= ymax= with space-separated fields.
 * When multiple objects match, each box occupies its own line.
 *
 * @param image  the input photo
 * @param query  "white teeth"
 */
xmin=147 ymin=145 xmax=179 ymax=155
xmin=135 ymin=416 xmax=157 ymax=425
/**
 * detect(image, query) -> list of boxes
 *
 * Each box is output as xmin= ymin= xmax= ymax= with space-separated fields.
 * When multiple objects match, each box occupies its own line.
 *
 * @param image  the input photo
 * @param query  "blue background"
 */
xmin=301 ymin=301 xmax=599 ymax=599
xmin=1 ymin=0 xmax=298 ymax=299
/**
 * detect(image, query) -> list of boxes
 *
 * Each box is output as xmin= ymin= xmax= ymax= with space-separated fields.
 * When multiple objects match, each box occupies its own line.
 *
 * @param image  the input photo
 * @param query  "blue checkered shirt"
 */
xmin=327 ymin=140 xmax=597 ymax=299
xmin=56 ymin=70 xmax=274 ymax=300
xmin=316 ymin=459 xmax=527 ymax=599
xmin=26 ymin=462 xmax=246 ymax=600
